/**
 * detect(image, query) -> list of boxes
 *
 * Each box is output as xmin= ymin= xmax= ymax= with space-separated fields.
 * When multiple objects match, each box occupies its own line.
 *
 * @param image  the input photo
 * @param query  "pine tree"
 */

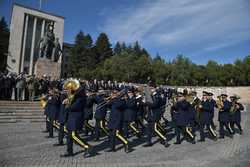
xmin=113 ymin=42 xmax=122 ymax=55
xmin=0 ymin=17 xmax=9 ymax=72
xmin=95 ymin=33 xmax=113 ymax=62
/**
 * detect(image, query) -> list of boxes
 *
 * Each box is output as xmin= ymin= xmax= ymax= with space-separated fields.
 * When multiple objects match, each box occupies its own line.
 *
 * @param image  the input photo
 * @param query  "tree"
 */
xmin=0 ymin=17 xmax=9 ymax=72
xmin=95 ymin=33 xmax=113 ymax=63
xmin=205 ymin=60 xmax=222 ymax=86
xmin=113 ymin=42 xmax=122 ymax=55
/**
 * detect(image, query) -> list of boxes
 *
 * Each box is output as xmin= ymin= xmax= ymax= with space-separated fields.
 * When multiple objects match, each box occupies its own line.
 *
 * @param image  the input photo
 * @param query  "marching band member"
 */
xmin=123 ymin=90 xmax=141 ymax=138
xmin=45 ymin=87 xmax=60 ymax=138
xmin=61 ymin=80 xmax=92 ymax=157
xmin=198 ymin=91 xmax=217 ymax=142
xmin=217 ymin=94 xmax=233 ymax=139
xmin=83 ymin=92 xmax=95 ymax=136
xmin=94 ymin=91 xmax=109 ymax=141
xmin=54 ymin=90 xmax=67 ymax=146
xmin=107 ymin=90 xmax=131 ymax=153
xmin=229 ymin=95 xmax=244 ymax=134
xmin=171 ymin=92 xmax=195 ymax=144
xmin=144 ymin=87 xmax=169 ymax=147
xmin=208 ymin=92 xmax=217 ymax=130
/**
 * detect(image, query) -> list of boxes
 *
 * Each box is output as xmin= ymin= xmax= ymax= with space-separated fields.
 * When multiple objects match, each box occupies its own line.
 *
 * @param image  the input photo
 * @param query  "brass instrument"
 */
xmin=230 ymin=95 xmax=240 ymax=114
xmin=230 ymin=101 xmax=237 ymax=114
xmin=96 ymin=89 xmax=126 ymax=110
xmin=170 ymin=94 xmax=177 ymax=106
xmin=62 ymin=78 xmax=80 ymax=107
xmin=216 ymin=95 xmax=224 ymax=111
xmin=39 ymin=95 xmax=47 ymax=109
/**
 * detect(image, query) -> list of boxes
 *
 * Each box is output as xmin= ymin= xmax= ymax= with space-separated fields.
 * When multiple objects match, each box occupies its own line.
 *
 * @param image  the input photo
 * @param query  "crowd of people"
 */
xmin=41 ymin=78 xmax=244 ymax=158
xmin=0 ymin=71 xmax=135 ymax=101
xmin=0 ymin=72 xmax=62 ymax=101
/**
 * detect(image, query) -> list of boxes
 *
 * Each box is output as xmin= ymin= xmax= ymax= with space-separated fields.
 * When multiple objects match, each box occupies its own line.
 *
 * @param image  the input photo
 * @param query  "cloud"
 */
xmin=101 ymin=0 xmax=250 ymax=52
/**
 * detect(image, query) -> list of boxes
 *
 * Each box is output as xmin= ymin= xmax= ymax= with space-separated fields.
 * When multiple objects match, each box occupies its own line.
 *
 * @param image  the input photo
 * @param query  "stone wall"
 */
xmin=172 ymin=86 xmax=250 ymax=104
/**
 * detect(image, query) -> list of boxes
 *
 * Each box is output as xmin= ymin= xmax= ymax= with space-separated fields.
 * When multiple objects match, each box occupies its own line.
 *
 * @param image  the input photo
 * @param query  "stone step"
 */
xmin=0 ymin=108 xmax=44 ymax=113
xmin=0 ymin=119 xmax=45 ymax=123
xmin=0 ymin=100 xmax=40 ymax=105
xmin=0 ymin=103 xmax=41 ymax=106
xmin=0 ymin=115 xmax=45 ymax=119
xmin=0 ymin=119 xmax=18 ymax=123
xmin=0 ymin=112 xmax=43 ymax=116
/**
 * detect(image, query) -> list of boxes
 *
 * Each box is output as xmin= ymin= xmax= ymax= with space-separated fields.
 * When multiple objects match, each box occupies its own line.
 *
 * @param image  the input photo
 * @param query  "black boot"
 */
xmin=124 ymin=144 xmax=132 ymax=153
xmin=143 ymin=142 xmax=153 ymax=147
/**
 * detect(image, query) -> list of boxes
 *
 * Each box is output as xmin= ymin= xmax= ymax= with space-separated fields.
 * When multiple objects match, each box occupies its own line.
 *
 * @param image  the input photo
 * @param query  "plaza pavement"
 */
xmin=0 ymin=105 xmax=250 ymax=167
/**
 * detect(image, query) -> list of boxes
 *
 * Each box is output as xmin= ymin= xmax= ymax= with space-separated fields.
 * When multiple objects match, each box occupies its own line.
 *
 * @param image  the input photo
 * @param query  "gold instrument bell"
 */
xmin=63 ymin=78 xmax=80 ymax=107
xmin=40 ymin=95 xmax=47 ymax=109
xmin=63 ymin=78 xmax=80 ymax=91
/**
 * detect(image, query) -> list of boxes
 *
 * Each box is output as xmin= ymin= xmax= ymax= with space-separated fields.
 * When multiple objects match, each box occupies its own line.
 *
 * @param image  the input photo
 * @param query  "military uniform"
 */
xmin=94 ymin=94 xmax=108 ymax=140
xmin=83 ymin=95 xmax=95 ymax=135
xmin=144 ymin=91 xmax=169 ymax=147
xmin=199 ymin=98 xmax=217 ymax=141
xmin=229 ymin=95 xmax=244 ymax=134
xmin=45 ymin=92 xmax=60 ymax=138
xmin=123 ymin=94 xmax=139 ymax=138
xmin=208 ymin=93 xmax=216 ymax=129
xmin=63 ymin=87 xmax=91 ymax=157
xmin=218 ymin=94 xmax=233 ymax=138
xmin=108 ymin=95 xmax=131 ymax=152
xmin=171 ymin=93 xmax=194 ymax=144
xmin=55 ymin=93 xmax=67 ymax=146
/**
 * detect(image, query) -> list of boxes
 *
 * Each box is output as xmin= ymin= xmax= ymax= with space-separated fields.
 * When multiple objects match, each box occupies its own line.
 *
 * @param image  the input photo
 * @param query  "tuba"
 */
xmin=62 ymin=78 xmax=80 ymax=107
xmin=39 ymin=95 xmax=47 ymax=109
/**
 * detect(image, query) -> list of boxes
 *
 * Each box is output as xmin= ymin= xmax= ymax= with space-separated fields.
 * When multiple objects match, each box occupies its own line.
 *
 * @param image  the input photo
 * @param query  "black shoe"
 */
xmin=42 ymin=130 xmax=49 ymax=133
xmin=124 ymin=144 xmax=132 ymax=153
xmin=84 ymin=146 xmax=93 ymax=158
xmin=191 ymin=140 xmax=196 ymax=144
xmin=53 ymin=143 xmax=64 ymax=146
xmin=239 ymin=130 xmax=243 ymax=135
xmin=143 ymin=142 xmax=153 ymax=147
xmin=198 ymin=139 xmax=205 ymax=142
xmin=219 ymin=136 xmax=224 ymax=139
xmin=174 ymin=141 xmax=181 ymax=145
xmin=60 ymin=153 xmax=73 ymax=157
xmin=162 ymin=140 xmax=170 ymax=147
xmin=136 ymin=133 xmax=141 ymax=138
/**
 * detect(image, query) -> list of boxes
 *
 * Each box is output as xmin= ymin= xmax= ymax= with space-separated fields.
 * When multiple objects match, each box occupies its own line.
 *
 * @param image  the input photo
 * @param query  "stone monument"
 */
xmin=34 ymin=22 xmax=62 ymax=79
xmin=7 ymin=4 xmax=64 ymax=79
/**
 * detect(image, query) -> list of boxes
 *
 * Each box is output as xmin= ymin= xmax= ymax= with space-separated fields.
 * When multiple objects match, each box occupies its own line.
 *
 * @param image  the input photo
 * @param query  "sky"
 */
xmin=1 ymin=0 xmax=250 ymax=64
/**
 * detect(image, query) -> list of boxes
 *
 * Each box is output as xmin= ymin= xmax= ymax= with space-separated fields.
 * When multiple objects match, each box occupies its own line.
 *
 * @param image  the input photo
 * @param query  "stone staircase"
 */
xmin=0 ymin=100 xmax=45 ymax=123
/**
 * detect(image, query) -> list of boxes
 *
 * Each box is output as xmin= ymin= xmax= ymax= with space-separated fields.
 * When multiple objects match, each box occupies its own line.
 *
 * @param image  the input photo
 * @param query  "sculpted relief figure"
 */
xmin=52 ymin=38 xmax=62 ymax=62
xmin=38 ymin=23 xmax=57 ymax=61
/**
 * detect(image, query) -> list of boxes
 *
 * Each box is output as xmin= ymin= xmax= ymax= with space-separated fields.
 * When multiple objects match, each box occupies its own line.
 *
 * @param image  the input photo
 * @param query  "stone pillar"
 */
xmin=20 ymin=15 xmax=29 ymax=73
xmin=41 ymin=19 xmax=45 ymax=38
xmin=29 ymin=17 xmax=37 ymax=75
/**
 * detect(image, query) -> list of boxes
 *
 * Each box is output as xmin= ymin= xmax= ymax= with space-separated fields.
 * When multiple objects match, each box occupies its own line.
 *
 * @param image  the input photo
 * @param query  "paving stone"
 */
xmin=0 ymin=105 xmax=249 ymax=167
